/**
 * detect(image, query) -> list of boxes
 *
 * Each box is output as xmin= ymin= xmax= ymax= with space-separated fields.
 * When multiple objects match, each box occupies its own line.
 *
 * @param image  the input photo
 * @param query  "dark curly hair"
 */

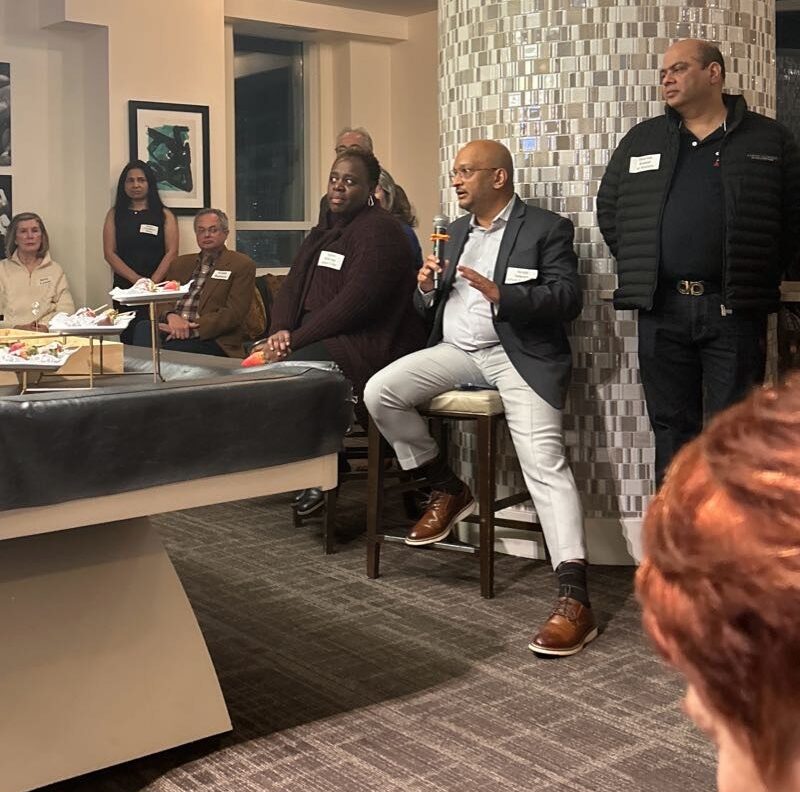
xmin=332 ymin=147 xmax=381 ymax=192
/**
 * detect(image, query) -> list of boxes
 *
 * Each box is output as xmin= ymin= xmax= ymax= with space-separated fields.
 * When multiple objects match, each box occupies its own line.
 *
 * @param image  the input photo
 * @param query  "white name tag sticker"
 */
xmin=38 ymin=277 xmax=52 ymax=286
xmin=139 ymin=223 xmax=159 ymax=235
xmin=211 ymin=269 xmax=231 ymax=280
xmin=318 ymin=251 xmax=345 ymax=270
xmin=505 ymin=266 xmax=538 ymax=285
xmin=629 ymin=154 xmax=661 ymax=174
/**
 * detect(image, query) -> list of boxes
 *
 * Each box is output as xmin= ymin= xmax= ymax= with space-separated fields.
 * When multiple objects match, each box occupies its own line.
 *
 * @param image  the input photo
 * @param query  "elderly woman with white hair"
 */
xmin=0 ymin=212 xmax=74 ymax=330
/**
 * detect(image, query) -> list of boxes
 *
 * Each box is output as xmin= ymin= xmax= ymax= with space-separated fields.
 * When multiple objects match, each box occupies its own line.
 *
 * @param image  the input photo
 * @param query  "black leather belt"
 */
xmin=675 ymin=279 xmax=718 ymax=296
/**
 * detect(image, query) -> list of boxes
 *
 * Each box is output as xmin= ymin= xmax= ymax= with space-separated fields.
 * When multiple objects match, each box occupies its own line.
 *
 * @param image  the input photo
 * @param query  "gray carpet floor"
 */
xmin=45 ymin=485 xmax=716 ymax=791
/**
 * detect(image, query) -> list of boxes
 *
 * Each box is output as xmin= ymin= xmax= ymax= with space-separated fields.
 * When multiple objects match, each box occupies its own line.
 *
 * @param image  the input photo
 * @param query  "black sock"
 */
xmin=415 ymin=456 xmax=465 ymax=495
xmin=557 ymin=561 xmax=590 ymax=608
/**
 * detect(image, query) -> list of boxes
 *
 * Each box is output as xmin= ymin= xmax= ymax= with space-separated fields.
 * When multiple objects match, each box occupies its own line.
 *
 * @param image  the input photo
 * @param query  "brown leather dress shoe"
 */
xmin=527 ymin=597 xmax=598 ymax=657
xmin=404 ymin=486 xmax=475 ymax=546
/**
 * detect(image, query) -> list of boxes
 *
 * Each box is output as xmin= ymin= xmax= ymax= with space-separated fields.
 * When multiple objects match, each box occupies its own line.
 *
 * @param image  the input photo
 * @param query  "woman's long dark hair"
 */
xmin=113 ymin=160 xmax=164 ymax=226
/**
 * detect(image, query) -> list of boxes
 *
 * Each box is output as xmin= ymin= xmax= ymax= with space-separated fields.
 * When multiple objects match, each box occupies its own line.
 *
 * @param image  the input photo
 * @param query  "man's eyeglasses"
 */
xmin=449 ymin=166 xmax=499 ymax=180
xmin=196 ymin=226 xmax=223 ymax=235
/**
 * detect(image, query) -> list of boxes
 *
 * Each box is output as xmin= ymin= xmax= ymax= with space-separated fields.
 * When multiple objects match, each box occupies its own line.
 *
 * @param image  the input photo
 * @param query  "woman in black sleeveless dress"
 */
xmin=102 ymin=160 xmax=178 ymax=343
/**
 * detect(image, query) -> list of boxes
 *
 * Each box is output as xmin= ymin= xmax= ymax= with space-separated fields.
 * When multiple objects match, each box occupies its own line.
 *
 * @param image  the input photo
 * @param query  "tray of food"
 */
xmin=48 ymin=307 xmax=137 ymax=335
xmin=109 ymin=278 xmax=192 ymax=305
xmin=0 ymin=340 xmax=80 ymax=370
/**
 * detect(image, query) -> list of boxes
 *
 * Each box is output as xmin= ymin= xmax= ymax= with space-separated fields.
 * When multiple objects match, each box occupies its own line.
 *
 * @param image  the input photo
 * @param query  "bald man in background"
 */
xmin=365 ymin=140 xmax=596 ymax=657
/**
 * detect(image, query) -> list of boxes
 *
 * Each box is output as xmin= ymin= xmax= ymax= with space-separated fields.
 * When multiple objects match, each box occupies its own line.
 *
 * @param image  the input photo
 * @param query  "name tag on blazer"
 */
xmin=505 ymin=266 xmax=538 ymax=284
xmin=139 ymin=223 xmax=159 ymax=235
xmin=211 ymin=270 xmax=231 ymax=280
xmin=318 ymin=251 xmax=344 ymax=270
xmin=629 ymin=154 xmax=661 ymax=173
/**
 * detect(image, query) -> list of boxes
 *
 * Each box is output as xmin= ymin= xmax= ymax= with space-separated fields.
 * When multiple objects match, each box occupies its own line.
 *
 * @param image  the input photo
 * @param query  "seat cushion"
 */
xmin=421 ymin=388 xmax=504 ymax=416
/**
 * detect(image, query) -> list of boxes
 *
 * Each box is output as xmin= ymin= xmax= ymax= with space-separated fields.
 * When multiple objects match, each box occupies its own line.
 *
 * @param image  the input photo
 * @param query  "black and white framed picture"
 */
xmin=128 ymin=100 xmax=210 ymax=215
xmin=0 ymin=176 xmax=11 ymax=243
xmin=0 ymin=62 xmax=10 ymax=166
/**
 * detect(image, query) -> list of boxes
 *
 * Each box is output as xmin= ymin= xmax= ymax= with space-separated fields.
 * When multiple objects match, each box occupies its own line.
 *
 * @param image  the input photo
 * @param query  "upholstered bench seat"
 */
xmin=421 ymin=387 xmax=504 ymax=416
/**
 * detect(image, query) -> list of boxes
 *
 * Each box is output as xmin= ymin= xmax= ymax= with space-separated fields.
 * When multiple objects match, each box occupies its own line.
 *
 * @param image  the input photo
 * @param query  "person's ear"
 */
xmin=708 ymin=62 xmax=723 ymax=85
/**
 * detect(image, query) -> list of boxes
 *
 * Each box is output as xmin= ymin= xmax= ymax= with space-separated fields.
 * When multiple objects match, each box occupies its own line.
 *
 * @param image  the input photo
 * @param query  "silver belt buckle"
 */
xmin=677 ymin=280 xmax=704 ymax=296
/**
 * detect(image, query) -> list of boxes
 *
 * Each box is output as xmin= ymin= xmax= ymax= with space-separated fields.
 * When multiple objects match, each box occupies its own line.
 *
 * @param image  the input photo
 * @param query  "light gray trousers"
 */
xmin=363 ymin=343 xmax=585 ymax=570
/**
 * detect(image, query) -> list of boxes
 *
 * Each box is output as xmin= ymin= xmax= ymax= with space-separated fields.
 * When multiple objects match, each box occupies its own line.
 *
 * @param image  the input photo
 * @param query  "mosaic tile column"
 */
xmin=439 ymin=0 xmax=776 ymax=550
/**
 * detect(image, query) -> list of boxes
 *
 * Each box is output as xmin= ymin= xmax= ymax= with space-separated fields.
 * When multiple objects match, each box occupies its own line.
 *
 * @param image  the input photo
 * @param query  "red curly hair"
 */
xmin=636 ymin=375 xmax=800 ymax=787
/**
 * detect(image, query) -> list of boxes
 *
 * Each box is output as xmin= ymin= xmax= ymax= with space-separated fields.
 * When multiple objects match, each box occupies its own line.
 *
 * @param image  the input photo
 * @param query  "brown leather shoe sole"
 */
xmin=404 ymin=498 xmax=476 ymax=546
xmin=527 ymin=625 xmax=599 ymax=657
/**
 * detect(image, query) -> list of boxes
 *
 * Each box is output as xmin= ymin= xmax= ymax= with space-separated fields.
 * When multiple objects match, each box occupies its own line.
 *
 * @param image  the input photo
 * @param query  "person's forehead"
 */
xmin=332 ymin=157 xmax=366 ymax=175
xmin=338 ymin=133 xmax=366 ymax=147
xmin=662 ymin=43 xmax=700 ymax=67
xmin=196 ymin=214 xmax=223 ymax=228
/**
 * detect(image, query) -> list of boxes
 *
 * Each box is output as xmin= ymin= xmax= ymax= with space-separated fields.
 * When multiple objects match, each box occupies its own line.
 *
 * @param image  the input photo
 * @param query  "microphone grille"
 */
xmin=432 ymin=214 xmax=449 ymax=227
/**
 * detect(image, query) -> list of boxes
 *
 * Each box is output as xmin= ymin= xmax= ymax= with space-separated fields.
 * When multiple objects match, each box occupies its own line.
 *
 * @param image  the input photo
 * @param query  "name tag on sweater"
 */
xmin=629 ymin=154 xmax=661 ymax=173
xmin=318 ymin=251 xmax=344 ymax=270
xmin=38 ymin=277 xmax=52 ymax=286
xmin=505 ymin=267 xmax=537 ymax=284
xmin=211 ymin=270 xmax=231 ymax=280
xmin=139 ymin=224 xmax=159 ymax=235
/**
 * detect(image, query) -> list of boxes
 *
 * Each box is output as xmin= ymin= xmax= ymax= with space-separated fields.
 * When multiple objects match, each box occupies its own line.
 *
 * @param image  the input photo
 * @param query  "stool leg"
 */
xmin=366 ymin=417 xmax=385 ymax=579
xmin=323 ymin=487 xmax=337 ymax=555
xmin=476 ymin=414 xmax=496 ymax=598
xmin=292 ymin=504 xmax=302 ymax=528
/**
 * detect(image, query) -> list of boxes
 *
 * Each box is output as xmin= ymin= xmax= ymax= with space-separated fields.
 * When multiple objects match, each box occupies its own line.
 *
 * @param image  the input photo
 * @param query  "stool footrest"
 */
xmin=375 ymin=533 xmax=479 ymax=554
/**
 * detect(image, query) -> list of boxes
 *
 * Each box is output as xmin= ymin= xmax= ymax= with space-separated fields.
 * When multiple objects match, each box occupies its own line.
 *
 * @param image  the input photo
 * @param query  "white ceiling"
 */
xmin=305 ymin=0 xmax=436 ymax=16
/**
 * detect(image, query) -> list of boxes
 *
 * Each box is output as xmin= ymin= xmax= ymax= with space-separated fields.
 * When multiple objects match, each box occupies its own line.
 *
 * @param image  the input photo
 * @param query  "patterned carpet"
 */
xmin=45 ymin=484 xmax=716 ymax=791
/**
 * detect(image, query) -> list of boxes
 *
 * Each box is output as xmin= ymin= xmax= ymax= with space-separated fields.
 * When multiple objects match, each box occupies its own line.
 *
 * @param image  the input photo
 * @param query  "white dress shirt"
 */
xmin=438 ymin=196 xmax=515 ymax=351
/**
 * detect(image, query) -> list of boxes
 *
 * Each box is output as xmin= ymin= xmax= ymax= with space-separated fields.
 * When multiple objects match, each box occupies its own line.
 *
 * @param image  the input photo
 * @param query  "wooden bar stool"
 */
xmin=366 ymin=388 xmax=543 ymax=598
xmin=294 ymin=430 xmax=416 ymax=555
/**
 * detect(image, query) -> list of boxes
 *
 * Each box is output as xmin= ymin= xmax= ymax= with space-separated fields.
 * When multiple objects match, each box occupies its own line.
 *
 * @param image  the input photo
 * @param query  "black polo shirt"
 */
xmin=659 ymin=122 xmax=726 ymax=285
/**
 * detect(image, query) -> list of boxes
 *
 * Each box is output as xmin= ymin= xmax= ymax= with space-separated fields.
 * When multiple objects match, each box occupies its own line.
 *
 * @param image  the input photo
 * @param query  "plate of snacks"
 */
xmin=0 ymin=340 xmax=80 ymax=370
xmin=48 ymin=307 xmax=138 ymax=335
xmin=109 ymin=278 xmax=192 ymax=305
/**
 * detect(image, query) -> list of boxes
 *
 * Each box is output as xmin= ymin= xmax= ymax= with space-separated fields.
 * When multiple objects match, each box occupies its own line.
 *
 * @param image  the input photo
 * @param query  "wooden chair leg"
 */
xmin=366 ymin=417 xmax=385 ymax=579
xmin=323 ymin=487 xmax=337 ymax=555
xmin=476 ymin=414 xmax=497 ymax=599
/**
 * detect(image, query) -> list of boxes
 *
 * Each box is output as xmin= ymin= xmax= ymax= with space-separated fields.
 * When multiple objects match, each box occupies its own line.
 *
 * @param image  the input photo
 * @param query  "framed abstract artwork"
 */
xmin=128 ymin=100 xmax=210 ymax=215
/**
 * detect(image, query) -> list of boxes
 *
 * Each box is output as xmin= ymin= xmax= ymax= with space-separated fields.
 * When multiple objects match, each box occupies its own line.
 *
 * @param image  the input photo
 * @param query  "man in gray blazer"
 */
xmin=364 ymin=140 xmax=595 ymax=656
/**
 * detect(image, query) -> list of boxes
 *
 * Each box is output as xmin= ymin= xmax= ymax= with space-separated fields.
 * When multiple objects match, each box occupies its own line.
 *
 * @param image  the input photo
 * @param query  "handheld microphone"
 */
xmin=431 ymin=214 xmax=449 ymax=290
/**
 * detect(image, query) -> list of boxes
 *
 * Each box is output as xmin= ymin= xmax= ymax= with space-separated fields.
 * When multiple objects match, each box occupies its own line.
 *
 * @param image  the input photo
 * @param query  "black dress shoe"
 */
xmin=291 ymin=489 xmax=308 ymax=507
xmin=295 ymin=487 xmax=325 ymax=517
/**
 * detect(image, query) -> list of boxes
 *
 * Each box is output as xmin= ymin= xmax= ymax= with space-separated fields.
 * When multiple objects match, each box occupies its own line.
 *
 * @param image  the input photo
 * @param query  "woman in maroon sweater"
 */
xmin=251 ymin=148 xmax=426 ymax=421
xmin=248 ymin=148 xmax=427 ymax=514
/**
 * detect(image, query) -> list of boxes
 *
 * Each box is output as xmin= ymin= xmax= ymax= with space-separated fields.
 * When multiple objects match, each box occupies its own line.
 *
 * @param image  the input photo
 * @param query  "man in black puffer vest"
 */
xmin=597 ymin=38 xmax=800 ymax=487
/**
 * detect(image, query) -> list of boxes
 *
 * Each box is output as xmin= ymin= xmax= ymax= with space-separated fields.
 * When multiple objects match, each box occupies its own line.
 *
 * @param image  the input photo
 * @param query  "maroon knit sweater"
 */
xmin=270 ymin=204 xmax=427 ymax=423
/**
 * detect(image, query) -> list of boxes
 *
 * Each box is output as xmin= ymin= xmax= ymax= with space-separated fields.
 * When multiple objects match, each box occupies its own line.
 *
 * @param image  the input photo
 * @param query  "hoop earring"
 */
xmin=368 ymin=194 xmax=375 ymax=207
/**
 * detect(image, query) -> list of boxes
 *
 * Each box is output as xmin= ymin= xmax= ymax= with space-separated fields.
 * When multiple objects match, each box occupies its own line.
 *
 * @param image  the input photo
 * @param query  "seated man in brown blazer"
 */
xmin=133 ymin=208 xmax=255 ymax=357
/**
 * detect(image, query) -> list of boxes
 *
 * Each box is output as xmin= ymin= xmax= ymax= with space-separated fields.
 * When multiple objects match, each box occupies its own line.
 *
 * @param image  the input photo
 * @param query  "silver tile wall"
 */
xmin=439 ymin=0 xmax=776 ymax=526
xmin=778 ymin=50 xmax=800 ymax=142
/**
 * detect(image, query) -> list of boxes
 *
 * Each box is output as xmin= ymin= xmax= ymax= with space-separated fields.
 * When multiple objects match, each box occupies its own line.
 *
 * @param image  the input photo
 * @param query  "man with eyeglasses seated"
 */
xmin=132 ymin=208 xmax=255 ymax=357
xmin=364 ymin=140 xmax=595 ymax=657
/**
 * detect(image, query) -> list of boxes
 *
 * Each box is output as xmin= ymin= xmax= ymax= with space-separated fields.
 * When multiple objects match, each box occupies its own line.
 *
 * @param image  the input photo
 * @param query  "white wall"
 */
xmin=4 ymin=0 xmax=438 ymax=304
xmin=0 ymin=1 xmax=91 ymax=303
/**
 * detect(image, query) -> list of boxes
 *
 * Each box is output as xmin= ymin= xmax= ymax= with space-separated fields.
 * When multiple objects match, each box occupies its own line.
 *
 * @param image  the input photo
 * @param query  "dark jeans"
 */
xmin=638 ymin=290 xmax=767 ymax=487
xmin=131 ymin=320 xmax=226 ymax=357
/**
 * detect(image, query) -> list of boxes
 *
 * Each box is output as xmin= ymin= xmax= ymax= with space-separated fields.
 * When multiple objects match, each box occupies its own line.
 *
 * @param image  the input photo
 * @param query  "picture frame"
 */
xmin=0 ymin=175 xmax=11 ymax=242
xmin=128 ymin=100 xmax=210 ymax=216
